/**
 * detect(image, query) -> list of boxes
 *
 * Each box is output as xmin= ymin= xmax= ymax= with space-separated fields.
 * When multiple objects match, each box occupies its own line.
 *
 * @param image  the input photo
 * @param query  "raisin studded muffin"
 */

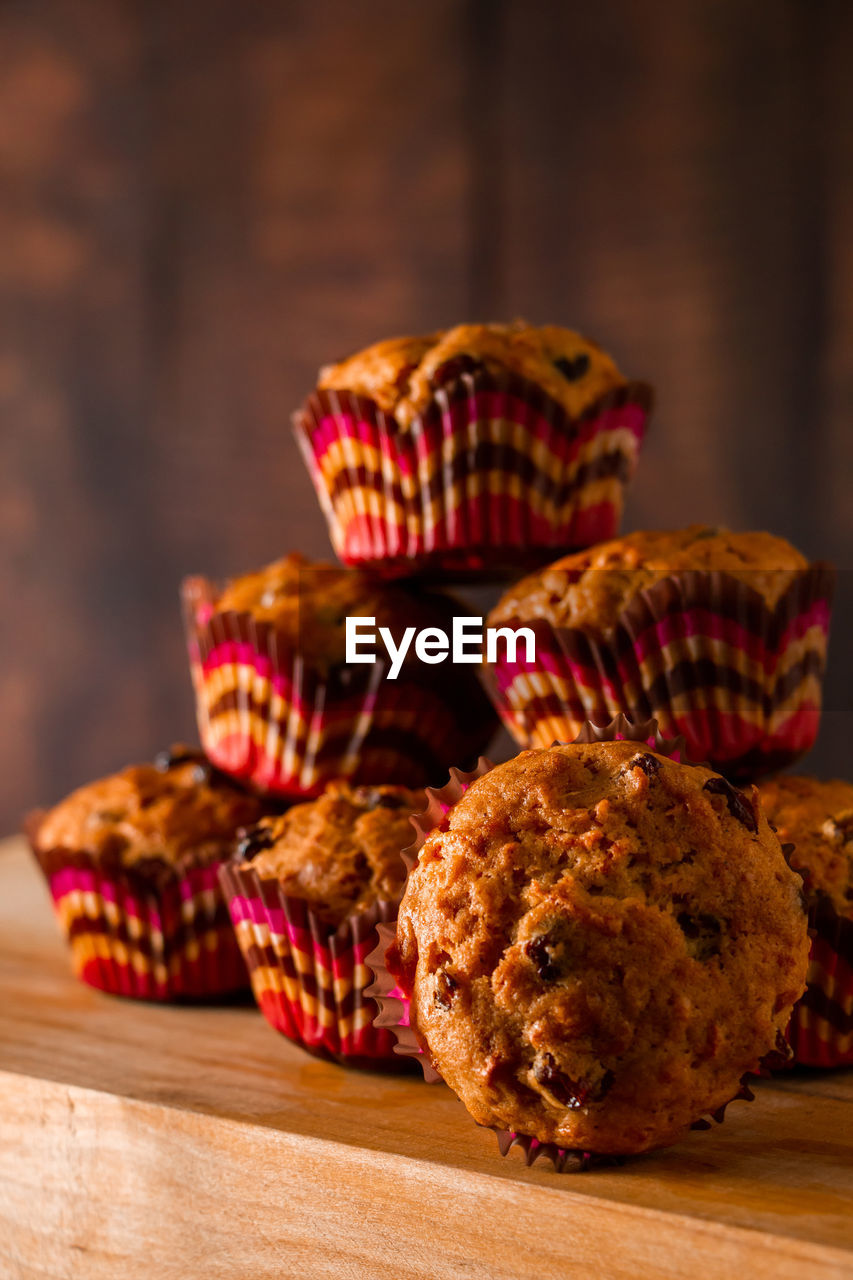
xmin=294 ymin=322 xmax=652 ymax=574
xmin=759 ymin=776 xmax=853 ymax=916
xmin=389 ymin=740 xmax=809 ymax=1155
xmin=221 ymin=781 xmax=424 ymax=1064
xmin=32 ymin=746 xmax=267 ymax=882
xmin=758 ymin=775 xmax=853 ymax=1067
xmin=234 ymin=781 xmax=424 ymax=926
xmin=316 ymin=323 xmax=626 ymax=429
xmin=490 ymin=526 xmax=809 ymax=630
xmin=212 ymin=554 xmax=437 ymax=674
xmin=183 ymin=553 xmax=497 ymax=797
xmin=29 ymin=747 xmax=270 ymax=999
xmin=484 ymin=526 xmax=833 ymax=779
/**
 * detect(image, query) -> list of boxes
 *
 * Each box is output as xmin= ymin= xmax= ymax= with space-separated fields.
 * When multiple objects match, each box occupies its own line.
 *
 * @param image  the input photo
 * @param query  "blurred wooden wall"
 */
xmin=2 ymin=0 xmax=852 ymax=828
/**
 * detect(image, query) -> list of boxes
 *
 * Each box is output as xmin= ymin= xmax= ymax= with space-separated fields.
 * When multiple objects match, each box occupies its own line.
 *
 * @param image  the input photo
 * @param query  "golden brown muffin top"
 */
xmin=316 ymin=322 xmax=626 ymax=428
xmin=759 ymin=775 xmax=853 ymax=917
xmin=392 ymin=740 xmax=808 ymax=1155
xmin=490 ymin=526 xmax=810 ymax=632
xmin=237 ymin=782 xmax=423 ymax=925
xmin=211 ymin=553 xmax=463 ymax=671
xmin=32 ymin=747 xmax=268 ymax=874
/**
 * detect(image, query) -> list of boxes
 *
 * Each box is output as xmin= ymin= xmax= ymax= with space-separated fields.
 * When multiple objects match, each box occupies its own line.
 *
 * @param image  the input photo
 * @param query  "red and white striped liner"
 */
xmin=182 ymin=575 xmax=494 ymax=799
xmin=293 ymin=370 xmax=652 ymax=578
xmin=483 ymin=565 xmax=835 ymax=780
xmin=220 ymin=860 xmax=415 ymax=1069
xmin=787 ymin=893 xmax=853 ymax=1067
xmin=30 ymin=829 xmax=247 ymax=1001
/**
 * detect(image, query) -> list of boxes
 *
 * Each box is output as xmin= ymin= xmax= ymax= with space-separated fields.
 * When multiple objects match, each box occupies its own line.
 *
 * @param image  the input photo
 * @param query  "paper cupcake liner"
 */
xmin=367 ymin=716 xmax=766 ymax=1170
xmin=29 ymin=826 xmax=247 ymax=1000
xmin=182 ymin=576 xmax=495 ymax=798
xmin=787 ymin=893 xmax=853 ymax=1067
xmin=484 ymin=564 xmax=835 ymax=780
xmin=219 ymin=861 xmax=414 ymax=1067
xmin=293 ymin=369 xmax=652 ymax=578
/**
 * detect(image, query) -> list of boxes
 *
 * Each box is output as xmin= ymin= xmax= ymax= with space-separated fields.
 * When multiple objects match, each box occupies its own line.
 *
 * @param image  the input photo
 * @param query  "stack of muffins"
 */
xmin=28 ymin=319 xmax=849 ymax=1169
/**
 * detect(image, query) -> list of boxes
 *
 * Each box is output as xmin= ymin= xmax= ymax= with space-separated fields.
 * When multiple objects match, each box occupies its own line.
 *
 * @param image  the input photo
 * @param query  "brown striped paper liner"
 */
xmin=787 ymin=891 xmax=853 ymax=1067
xmin=293 ymin=370 xmax=653 ymax=579
xmin=483 ymin=563 xmax=835 ymax=781
xmin=219 ymin=860 xmax=410 ymax=1069
xmin=182 ymin=574 xmax=496 ymax=799
xmin=28 ymin=813 xmax=247 ymax=1001
xmin=367 ymin=715 xmax=795 ymax=1172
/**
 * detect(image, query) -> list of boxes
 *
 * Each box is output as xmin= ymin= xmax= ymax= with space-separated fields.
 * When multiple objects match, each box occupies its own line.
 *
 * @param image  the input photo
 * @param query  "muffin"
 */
xmin=28 ymin=747 xmax=270 ymax=999
xmin=759 ymin=775 xmax=853 ymax=1066
xmin=386 ymin=739 xmax=809 ymax=1156
xmin=220 ymin=781 xmax=423 ymax=1065
xmin=485 ymin=526 xmax=834 ymax=778
xmin=182 ymin=553 xmax=496 ymax=798
xmin=293 ymin=321 xmax=652 ymax=577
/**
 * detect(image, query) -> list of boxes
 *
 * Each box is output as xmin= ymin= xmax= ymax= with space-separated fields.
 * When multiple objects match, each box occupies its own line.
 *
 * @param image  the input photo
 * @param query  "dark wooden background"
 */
xmin=2 ymin=0 xmax=852 ymax=830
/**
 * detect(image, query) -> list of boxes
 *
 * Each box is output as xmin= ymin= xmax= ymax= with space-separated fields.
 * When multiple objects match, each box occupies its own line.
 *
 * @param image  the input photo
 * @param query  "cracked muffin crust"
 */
xmin=490 ymin=525 xmax=810 ymax=633
xmin=213 ymin=552 xmax=464 ymax=674
xmin=32 ymin=746 xmax=268 ymax=877
xmin=317 ymin=321 xmax=625 ymax=429
xmin=235 ymin=782 xmax=424 ymax=926
xmin=759 ymin=775 xmax=853 ymax=917
xmin=390 ymin=740 xmax=809 ymax=1154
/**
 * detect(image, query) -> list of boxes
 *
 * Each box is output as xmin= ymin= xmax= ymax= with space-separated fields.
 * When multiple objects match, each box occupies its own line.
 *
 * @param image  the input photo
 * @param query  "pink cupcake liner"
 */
xmin=219 ymin=861 xmax=410 ymax=1068
xmin=182 ymin=575 xmax=495 ymax=798
xmin=30 ymin=827 xmax=247 ymax=1001
xmin=787 ymin=893 xmax=853 ymax=1067
xmin=484 ymin=564 xmax=835 ymax=780
xmin=293 ymin=369 xmax=652 ymax=578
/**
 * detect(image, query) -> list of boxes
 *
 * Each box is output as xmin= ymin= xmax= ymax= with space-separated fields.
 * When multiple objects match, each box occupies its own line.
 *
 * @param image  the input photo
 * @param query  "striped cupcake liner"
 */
xmin=293 ymin=370 xmax=652 ymax=578
xmin=787 ymin=894 xmax=853 ymax=1067
xmin=219 ymin=862 xmax=407 ymax=1068
xmin=29 ymin=830 xmax=247 ymax=1000
xmin=182 ymin=576 xmax=494 ymax=799
xmin=484 ymin=564 xmax=835 ymax=780
xmin=367 ymin=717 xmax=766 ymax=1169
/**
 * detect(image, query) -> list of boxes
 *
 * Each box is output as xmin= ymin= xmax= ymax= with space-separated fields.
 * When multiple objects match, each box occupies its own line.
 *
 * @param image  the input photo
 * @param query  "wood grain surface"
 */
xmin=1 ymin=836 xmax=852 ymax=1279
xmin=2 ymin=0 xmax=852 ymax=832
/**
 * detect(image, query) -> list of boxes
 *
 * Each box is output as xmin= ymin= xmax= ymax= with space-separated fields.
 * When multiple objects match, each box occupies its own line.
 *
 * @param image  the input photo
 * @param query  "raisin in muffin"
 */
xmin=235 ymin=781 xmax=424 ymax=926
xmin=490 ymin=526 xmax=810 ymax=630
xmin=294 ymin=322 xmax=652 ymax=574
xmin=316 ymin=323 xmax=626 ymax=429
xmin=759 ymin=775 xmax=853 ymax=1067
xmin=759 ymin=776 xmax=853 ymax=916
xmin=485 ymin=527 xmax=833 ymax=778
xmin=389 ymin=740 xmax=809 ymax=1155
xmin=183 ymin=553 xmax=496 ymax=797
xmin=32 ymin=746 xmax=267 ymax=883
xmin=29 ymin=747 xmax=270 ymax=999
xmin=220 ymin=782 xmax=424 ymax=1065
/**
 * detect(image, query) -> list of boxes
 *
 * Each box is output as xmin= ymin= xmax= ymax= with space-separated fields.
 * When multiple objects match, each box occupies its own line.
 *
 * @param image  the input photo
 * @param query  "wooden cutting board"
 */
xmin=1 ymin=835 xmax=852 ymax=1280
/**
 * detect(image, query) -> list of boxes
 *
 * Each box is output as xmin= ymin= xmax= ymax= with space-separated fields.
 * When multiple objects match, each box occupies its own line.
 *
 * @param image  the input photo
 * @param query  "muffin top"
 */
xmin=236 ymin=782 xmax=423 ymax=925
xmin=490 ymin=526 xmax=810 ymax=632
xmin=759 ymin=775 xmax=853 ymax=917
xmin=390 ymin=740 xmax=808 ymax=1155
xmin=316 ymin=321 xmax=626 ymax=429
xmin=209 ymin=553 xmax=463 ymax=672
xmin=32 ymin=747 xmax=268 ymax=875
